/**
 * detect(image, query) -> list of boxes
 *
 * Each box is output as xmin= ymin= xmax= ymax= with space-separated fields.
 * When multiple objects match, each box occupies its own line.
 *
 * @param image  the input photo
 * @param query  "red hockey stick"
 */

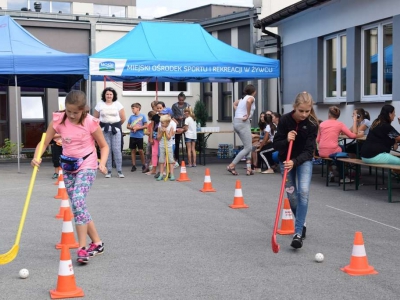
xmin=271 ymin=140 xmax=293 ymax=253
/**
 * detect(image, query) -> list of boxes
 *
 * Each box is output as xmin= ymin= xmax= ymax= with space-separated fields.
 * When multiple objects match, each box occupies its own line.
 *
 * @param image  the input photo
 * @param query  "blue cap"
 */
xmin=161 ymin=107 xmax=172 ymax=115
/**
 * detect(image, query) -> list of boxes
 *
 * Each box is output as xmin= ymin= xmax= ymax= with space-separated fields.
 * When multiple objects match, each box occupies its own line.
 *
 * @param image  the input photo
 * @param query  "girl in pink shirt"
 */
xmin=317 ymin=106 xmax=362 ymax=182
xmin=31 ymin=90 xmax=109 ymax=264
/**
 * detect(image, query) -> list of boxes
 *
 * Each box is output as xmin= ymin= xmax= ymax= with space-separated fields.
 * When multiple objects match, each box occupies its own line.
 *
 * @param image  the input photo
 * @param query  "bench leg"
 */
xmin=388 ymin=170 xmax=392 ymax=203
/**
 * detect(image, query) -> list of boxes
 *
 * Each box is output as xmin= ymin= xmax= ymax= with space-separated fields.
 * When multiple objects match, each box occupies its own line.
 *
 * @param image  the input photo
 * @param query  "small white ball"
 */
xmin=315 ymin=253 xmax=324 ymax=263
xmin=19 ymin=268 xmax=29 ymax=279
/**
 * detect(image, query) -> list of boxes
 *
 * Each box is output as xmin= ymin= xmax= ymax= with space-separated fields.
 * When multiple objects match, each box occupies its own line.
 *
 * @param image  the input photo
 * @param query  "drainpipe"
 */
xmin=258 ymin=25 xmax=283 ymax=114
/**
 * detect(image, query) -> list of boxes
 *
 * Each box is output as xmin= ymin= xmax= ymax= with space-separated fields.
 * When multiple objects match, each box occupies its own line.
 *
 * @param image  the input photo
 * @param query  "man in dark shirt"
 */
xmin=171 ymin=92 xmax=190 ymax=165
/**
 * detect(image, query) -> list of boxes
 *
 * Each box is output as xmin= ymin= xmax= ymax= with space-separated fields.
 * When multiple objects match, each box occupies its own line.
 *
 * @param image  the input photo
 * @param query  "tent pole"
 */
xmin=232 ymin=81 xmax=236 ymax=148
xmin=15 ymin=75 xmax=20 ymax=173
xmin=156 ymin=78 xmax=158 ymax=100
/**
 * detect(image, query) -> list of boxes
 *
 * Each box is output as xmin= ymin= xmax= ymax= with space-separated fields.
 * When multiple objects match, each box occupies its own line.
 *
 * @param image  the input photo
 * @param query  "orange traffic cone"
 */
xmin=341 ymin=232 xmax=378 ymax=276
xmin=277 ymin=198 xmax=295 ymax=235
xmin=229 ymin=180 xmax=248 ymax=209
xmin=56 ymin=195 xmax=70 ymax=219
xmin=50 ymin=244 xmax=84 ymax=299
xmin=56 ymin=209 xmax=79 ymax=249
xmin=200 ymin=168 xmax=216 ymax=192
xmin=54 ymin=167 xmax=62 ymax=185
xmin=177 ymin=161 xmax=191 ymax=182
xmin=54 ymin=175 xmax=68 ymax=199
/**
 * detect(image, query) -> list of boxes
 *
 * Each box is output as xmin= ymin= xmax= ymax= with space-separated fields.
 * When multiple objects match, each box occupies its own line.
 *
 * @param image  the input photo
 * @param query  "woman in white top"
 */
xmin=227 ymin=84 xmax=256 ymax=176
xmin=183 ymin=107 xmax=197 ymax=167
xmin=93 ymin=87 xmax=126 ymax=178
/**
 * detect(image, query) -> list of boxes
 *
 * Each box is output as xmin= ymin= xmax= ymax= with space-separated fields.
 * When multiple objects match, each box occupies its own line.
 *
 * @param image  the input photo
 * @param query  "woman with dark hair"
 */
xmin=93 ymin=87 xmax=126 ymax=178
xmin=361 ymin=104 xmax=400 ymax=165
xmin=227 ymin=84 xmax=257 ymax=176
xmin=257 ymin=114 xmax=277 ymax=173
xmin=346 ymin=107 xmax=371 ymax=157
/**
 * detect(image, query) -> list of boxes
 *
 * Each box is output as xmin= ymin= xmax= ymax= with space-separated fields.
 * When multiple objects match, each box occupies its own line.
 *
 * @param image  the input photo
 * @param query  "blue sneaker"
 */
xmin=156 ymin=175 xmax=164 ymax=181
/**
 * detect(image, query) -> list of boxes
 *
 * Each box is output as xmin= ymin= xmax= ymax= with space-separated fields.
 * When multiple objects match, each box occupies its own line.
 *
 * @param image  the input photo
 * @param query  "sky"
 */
xmin=136 ymin=0 xmax=254 ymax=19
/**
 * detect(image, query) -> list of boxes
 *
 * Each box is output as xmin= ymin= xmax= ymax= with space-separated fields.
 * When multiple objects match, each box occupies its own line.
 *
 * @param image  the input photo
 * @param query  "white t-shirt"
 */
xmin=234 ymin=95 xmax=256 ymax=119
xmin=184 ymin=116 xmax=197 ymax=139
xmin=160 ymin=121 xmax=176 ymax=148
xmin=94 ymin=101 xmax=124 ymax=124
xmin=265 ymin=124 xmax=275 ymax=142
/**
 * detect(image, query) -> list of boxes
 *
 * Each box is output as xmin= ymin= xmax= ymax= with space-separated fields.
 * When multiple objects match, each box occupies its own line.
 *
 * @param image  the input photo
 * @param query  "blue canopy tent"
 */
xmin=89 ymin=21 xmax=280 ymax=82
xmin=0 ymin=15 xmax=88 ymax=171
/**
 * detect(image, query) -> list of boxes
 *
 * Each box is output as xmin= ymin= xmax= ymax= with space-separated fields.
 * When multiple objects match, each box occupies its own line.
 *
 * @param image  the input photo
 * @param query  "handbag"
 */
xmin=59 ymin=152 xmax=92 ymax=172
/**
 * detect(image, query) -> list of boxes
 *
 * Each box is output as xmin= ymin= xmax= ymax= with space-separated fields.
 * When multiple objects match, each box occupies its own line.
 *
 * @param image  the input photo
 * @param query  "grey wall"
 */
xmin=282 ymin=38 xmax=323 ymax=104
xmin=238 ymin=25 xmax=250 ymax=52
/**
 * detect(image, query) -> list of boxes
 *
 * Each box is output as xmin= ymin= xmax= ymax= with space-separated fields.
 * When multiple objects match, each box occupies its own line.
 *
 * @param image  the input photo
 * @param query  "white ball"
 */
xmin=315 ymin=253 xmax=324 ymax=263
xmin=19 ymin=268 xmax=29 ymax=279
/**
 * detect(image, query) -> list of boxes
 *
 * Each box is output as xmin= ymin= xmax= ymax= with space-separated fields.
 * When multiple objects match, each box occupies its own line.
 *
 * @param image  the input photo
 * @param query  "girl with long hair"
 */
xmin=273 ymin=91 xmax=319 ymax=249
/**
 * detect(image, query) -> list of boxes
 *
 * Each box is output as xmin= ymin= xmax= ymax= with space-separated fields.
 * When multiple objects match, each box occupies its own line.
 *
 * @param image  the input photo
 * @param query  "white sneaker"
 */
xmin=174 ymin=162 xmax=180 ymax=169
xmin=340 ymin=177 xmax=353 ymax=183
xmin=261 ymin=169 xmax=274 ymax=174
xmin=105 ymin=172 xmax=111 ymax=178
xmin=117 ymin=171 xmax=125 ymax=178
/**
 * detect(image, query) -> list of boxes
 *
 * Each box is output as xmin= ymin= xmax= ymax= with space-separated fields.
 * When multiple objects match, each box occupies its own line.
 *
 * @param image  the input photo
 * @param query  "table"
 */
xmin=196 ymin=131 xmax=234 ymax=165
xmin=338 ymin=135 xmax=366 ymax=158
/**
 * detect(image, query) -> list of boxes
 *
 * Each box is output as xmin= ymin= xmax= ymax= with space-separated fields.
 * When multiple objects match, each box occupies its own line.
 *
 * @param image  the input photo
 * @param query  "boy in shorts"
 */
xmin=127 ymin=103 xmax=148 ymax=172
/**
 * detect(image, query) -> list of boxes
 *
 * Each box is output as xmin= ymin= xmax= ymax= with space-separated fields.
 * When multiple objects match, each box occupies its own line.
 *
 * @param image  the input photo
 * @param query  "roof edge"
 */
xmin=254 ymin=0 xmax=332 ymax=28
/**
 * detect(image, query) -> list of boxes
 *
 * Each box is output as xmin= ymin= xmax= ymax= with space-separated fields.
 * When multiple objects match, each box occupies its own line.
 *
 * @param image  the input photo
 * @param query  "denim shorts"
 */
xmin=185 ymin=138 xmax=197 ymax=143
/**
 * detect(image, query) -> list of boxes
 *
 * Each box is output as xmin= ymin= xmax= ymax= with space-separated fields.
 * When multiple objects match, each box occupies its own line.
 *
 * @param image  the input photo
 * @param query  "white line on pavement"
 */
xmin=326 ymin=205 xmax=400 ymax=231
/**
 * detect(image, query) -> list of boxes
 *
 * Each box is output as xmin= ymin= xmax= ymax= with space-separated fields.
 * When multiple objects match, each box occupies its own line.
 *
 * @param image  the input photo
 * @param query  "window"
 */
xmin=0 ymin=94 xmax=9 ymax=147
xmin=324 ymin=33 xmax=347 ymax=101
xmin=202 ymin=83 xmax=212 ymax=121
xmin=94 ymin=4 xmax=126 ymax=17
xmin=20 ymin=96 xmax=45 ymax=148
xmin=122 ymin=82 xmax=188 ymax=96
xmin=218 ymin=83 xmax=232 ymax=121
xmin=362 ymin=22 xmax=392 ymax=101
xmin=7 ymin=1 xmax=71 ymax=13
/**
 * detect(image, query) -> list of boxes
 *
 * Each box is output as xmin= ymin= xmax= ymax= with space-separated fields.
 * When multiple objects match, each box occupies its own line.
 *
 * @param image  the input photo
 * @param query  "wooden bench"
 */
xmin=314 ymin=156 xmax=340 ymax=187
xmin=337 ymin=158 xmax=400 ymax=203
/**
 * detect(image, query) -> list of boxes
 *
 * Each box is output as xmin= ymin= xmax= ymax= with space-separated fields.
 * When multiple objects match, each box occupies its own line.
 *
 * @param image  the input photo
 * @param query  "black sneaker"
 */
xmin=291 ymin=234 xmax=303 ymax=249
xmin=302 ymin=226 xmax=306 ymax=240
xmin=142 ymin=165 xmax=146 ymax=172
xmin=154 ymin=172 xmax=160 ymax=178
xmin=131 ymin=165 xmax=137 ymax=172
xmin=87 ymin=242 xmax=104 ymax=257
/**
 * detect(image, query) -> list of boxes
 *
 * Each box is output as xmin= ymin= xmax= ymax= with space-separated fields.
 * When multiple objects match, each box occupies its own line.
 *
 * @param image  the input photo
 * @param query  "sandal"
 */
xmin=227 ymin=165 xmax=238 ymax=175
xmin=246 ymin=169 xmax=254 ymax=176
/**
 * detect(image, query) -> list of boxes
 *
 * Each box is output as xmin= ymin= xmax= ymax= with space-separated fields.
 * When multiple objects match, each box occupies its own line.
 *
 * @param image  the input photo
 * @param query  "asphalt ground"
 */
xmin=1 ymin=158 xmax=400 ymax=300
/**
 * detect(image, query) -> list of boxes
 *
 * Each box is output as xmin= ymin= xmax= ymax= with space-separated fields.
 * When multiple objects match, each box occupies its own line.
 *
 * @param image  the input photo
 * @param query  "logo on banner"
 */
xmin=99 ymin=61 xmax=116 ymax=72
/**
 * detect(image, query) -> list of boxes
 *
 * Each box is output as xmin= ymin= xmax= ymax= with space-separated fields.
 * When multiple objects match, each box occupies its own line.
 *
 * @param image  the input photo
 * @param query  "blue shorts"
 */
xmin=185 ymin=138 xmax=197 ymax=143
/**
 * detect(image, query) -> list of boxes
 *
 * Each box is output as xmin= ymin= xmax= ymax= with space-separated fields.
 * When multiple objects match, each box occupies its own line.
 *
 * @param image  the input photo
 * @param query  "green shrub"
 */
xmin=0 ymin=139 xmax=24 ymax=157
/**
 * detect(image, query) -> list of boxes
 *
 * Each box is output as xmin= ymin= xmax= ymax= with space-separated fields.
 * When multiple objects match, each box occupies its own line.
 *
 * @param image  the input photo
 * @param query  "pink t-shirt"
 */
xmin=316 ymin=119 xmax=357 ymax=158
xmin=53 ymin=112 xmax=100 ymax=171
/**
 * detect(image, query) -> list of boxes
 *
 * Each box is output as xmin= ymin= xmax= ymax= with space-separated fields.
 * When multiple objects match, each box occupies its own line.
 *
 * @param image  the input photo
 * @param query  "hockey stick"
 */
xmin=0 ymin=133 xmax=46 ymax=264
xmin=271 ymin=140 xmax=293 ymax=253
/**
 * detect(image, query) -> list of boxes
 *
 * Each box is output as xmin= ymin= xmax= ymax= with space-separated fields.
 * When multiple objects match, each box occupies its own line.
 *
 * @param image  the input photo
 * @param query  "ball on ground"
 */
xmin=19 ymin=268 xmax=29 ymax=279
xmin=315 ymin=253 xmax=324 ymax=263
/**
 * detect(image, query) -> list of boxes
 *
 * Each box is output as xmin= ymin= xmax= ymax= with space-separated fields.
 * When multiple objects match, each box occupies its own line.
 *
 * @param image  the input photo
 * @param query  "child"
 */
xmin=127 ymin=103 xmax=148 ymax=172
xmin=156 ymin=113 xmax=176 ymax=181
xmin=272 ymin=91 xmax=319 ymax=249
xmin=50 ymin=132 xmax=62 ymax=178
xmin=148 ymin=101 xmax=165 ymax=177
xmin=144 ymin=110 xmax=156 ymax=173
xmin=31 ymin=90 xmax=109 ymax=263
xmin=183 ymin=107 xmax=197 ymax=167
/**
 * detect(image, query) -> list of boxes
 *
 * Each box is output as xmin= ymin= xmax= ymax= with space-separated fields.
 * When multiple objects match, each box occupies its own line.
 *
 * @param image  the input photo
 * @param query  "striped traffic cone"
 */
xmin=177 ymin=161 xmax=191 ymax=182
xmin=277 ymin=198 xmax=295 ymax=235
xmin=50 ymin=245 xmax=84 ymax=299
xmin=200 ymin=168 xmax=216 ymax=192
xmin=341 ymin=232 xmax=378 ymax=276
xmin=56 ymin=209 xmax=79 ymax=249
xmin=55 ymin=195 xmax=70 ymax=219
xmin=54 ymin=175 xmax=68 ymax=199
xmin=229 ymin=180 xmax=248 ymax=209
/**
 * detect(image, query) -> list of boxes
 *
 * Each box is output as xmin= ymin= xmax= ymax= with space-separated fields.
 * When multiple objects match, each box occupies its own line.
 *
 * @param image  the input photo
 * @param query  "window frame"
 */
xmin=122 ymin=82 xmax=190 ymax=96
xmin=323 ymin=32 xmax=347 ymax=103
xmin=361 ymin=20 xmax=393 ymax=102
xmin=218 ymin=83 xmax=232 ymax=122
